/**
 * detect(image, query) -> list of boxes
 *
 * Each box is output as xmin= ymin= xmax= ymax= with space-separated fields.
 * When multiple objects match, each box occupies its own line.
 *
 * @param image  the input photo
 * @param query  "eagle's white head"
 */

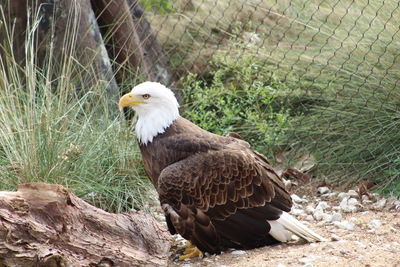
xmin=119 ymin=81 xmax=180 ymax=145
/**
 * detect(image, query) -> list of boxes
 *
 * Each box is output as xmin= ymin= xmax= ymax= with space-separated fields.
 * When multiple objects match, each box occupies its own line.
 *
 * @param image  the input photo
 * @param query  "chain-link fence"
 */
xmin=143 ymin=0 xmax=400 ymax=192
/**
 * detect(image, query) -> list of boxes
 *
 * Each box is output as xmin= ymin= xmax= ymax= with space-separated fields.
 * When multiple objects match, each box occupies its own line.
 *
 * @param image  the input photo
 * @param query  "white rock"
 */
xmin=347 ymin=190 xmax=359 ymax=198
xmin=305 ymin=205 xmax=315 ymax=215
xmin=291 ymin=194 xmax=306 ymax=203
xmin=277 ymin=264 xmax=286 ymax=267
xmin=322 ymin=213 xmax=333 ymax=222
xmin=361 ymin=195 xmax=370 ymax=202
xmin=372 ymin=193 xmax=380 ymax=198
xmin=340 ymin=197 xmax=358 ymax=213
xmin=301 ymin=195 xmax=310 ymax=203
xmin=363 ymin=199 xmax=373 ymax=205
xmin=305 ymin=215 xmax=314 ymax=221
xmin=313 ymin=208 xmax=325 ymax=221
xmin=347 ymin=198 xmax=359 ymax=206
xmin=330 ymin=212 xmax=342 ymax=222
xmin=231 ymin=250 xmax=246 ymax=255
xmin=372 ymin=198 xmax=387 ymax=210
xmin=283 ymin=178 xmax=292 ymax=191
xmin=316 ymin=201 xmax=329 ymax=211
xmin=333 ymin=220 xmax=355 ymax=230
xmin=338 ymin=192 xmax=349 ymax=201
xmin=385 ymin=197 xmax=400 ymax=210
xmin=317 ymin=187 xmax=330 ymax=194
xmin=369 ymin=219 xmax=382 ymax=229
xmin=291 ymin=208 xmax=306 ymax=217
xmin=321 ymin=192 xmax=338 ymax=200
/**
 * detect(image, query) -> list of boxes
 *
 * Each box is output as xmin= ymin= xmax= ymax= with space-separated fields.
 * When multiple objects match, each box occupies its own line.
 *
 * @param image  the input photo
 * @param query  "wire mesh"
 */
xmin=140 ymin=0 xmax=400 ymax=190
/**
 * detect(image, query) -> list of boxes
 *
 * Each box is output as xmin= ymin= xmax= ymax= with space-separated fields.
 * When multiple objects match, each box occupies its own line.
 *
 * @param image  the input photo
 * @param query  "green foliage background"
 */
xmin=182 ymin=55 xmax=290 ymax=157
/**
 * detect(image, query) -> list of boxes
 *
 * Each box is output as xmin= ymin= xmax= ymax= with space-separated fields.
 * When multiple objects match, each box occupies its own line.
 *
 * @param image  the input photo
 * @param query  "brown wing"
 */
xmin=157 ymin=147 xmax=292 ymax=253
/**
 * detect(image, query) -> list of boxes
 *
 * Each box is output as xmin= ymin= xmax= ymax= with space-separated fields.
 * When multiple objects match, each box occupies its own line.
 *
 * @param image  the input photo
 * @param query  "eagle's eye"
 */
xmin=142 ymin=94 xmax=151 ymax=99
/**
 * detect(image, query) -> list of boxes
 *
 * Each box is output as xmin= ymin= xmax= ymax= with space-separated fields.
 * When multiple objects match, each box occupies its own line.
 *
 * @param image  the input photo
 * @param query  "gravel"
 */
xmin=230 ymin=250 xmax=246 ymax=255
xmin=333 ymin=220 xmax=355 ymax=230
xmin=372 ymin=199 xmax=387 ymax=210
xmin=317 ymin=187 xmax=330 ymax=195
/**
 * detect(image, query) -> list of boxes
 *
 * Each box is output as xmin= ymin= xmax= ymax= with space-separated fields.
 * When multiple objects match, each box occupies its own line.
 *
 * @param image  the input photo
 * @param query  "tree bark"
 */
xmin=0 ymin=0 xmax=120 ymax=105
xmin=0 ymin=183 xmax=171 ymax=267
xmin=1 ymin=0 xmax=176 ymax=113
xmin=91 ymin=0 xmax=174 ymax=87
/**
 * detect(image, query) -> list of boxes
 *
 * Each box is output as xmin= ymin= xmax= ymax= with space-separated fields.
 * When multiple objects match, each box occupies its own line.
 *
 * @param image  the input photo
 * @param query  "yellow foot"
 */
xmin=179 ymin=246 xmax=203 ymax=260
xmin=171 ymin=241 xmax=192 ymax=252
xmin=171 ymin=241 xmax=204 ymax=260
xmin=177 ymin=241 xmax=193 ymax=249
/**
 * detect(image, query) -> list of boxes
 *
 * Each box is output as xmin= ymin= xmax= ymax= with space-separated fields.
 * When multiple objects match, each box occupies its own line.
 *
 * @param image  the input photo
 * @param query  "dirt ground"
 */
xmin=165 ymin=185 xmax=400 ymax=267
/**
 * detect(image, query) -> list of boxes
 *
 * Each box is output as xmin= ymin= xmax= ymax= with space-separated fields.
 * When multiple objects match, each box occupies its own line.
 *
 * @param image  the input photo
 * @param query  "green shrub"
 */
xmin=181 ymin=55 xmax=291 ymax=157
xmin=141 ymin=0 xmax=174 ymax=14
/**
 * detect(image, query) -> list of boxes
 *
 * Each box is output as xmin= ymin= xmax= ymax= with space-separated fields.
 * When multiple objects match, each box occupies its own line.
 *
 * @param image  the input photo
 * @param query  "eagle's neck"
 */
xmin=135 ymin=107 xmax=180 ymax=145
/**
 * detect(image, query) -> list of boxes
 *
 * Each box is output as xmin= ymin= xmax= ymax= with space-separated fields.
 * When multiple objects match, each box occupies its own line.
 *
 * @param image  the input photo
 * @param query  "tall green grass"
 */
xmin=0 ymin=6 xmax=150 ymax=212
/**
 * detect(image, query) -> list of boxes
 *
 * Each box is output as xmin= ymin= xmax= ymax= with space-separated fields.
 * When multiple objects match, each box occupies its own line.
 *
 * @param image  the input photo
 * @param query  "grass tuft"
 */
xmin=0 ymin=5 xmax=150 ymax=212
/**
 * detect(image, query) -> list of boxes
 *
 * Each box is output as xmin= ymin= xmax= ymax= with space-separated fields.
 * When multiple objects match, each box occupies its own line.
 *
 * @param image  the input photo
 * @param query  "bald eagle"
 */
xmin=119 ymin=82 xmax=325 ymax=258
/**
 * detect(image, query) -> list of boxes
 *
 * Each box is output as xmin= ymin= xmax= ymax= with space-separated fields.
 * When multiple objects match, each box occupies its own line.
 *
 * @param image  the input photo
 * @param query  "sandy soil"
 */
xmin=165 ymin=185 xmax=400 ymax=267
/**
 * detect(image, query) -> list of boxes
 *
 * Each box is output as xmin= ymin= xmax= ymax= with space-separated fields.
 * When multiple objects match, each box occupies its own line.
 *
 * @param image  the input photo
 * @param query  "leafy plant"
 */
xmin=141 ymin=0 xmax=174 ymax=14
xmin=182 ymin=55 xmax=291 ymax=157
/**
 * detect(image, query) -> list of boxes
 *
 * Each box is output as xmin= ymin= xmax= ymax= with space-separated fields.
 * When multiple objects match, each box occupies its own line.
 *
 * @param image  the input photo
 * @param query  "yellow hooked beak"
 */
xmin=118 ymin=92 xmax=147 ymax=109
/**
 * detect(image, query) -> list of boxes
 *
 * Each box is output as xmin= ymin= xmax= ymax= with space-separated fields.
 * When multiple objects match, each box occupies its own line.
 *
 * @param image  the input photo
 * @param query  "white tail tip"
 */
xmin=268 ymin=212 xmax=327 ymax=243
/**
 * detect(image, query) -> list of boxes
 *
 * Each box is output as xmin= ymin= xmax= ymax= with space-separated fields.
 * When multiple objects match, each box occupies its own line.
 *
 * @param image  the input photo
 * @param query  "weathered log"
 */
xmin=0 ymin=183 xmax=171 ymax=267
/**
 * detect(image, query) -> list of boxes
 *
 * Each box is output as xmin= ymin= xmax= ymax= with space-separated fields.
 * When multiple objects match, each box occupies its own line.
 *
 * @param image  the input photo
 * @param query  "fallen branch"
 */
xmin=0 ymin=183 xmax=171 ymax=267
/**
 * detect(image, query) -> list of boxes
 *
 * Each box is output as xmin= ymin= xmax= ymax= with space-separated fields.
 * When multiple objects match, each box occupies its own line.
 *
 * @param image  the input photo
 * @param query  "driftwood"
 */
xmin=0 ymin=183 xmax=171 ymax=267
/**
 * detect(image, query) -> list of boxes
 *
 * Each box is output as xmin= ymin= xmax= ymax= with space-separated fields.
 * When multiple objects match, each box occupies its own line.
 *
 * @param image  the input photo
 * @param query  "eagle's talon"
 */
xmin=179 ymin=246 xmax=203 ymax=260
xmin=177 ymin=241 xmax=193 ymax=249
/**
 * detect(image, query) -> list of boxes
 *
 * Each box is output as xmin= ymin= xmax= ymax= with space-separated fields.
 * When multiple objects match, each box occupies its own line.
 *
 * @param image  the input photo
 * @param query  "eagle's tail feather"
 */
xmin=268 ymin=211 xmax=327 ymax=242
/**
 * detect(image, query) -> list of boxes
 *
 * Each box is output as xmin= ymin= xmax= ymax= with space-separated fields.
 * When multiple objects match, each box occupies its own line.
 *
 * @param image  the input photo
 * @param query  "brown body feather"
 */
xmin=140 ymin=117 xmax=292 ymax=254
